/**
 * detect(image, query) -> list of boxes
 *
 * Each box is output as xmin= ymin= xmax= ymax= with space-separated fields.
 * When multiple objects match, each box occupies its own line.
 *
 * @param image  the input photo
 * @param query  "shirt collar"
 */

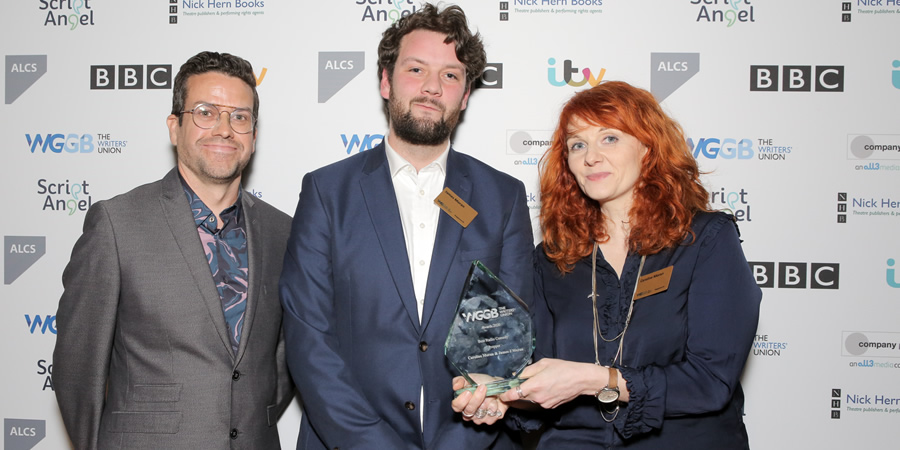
xmin=384 ymin=135 xmax=449 ymax=178
xmin=179 ymin=172 xmax=243 ymax=232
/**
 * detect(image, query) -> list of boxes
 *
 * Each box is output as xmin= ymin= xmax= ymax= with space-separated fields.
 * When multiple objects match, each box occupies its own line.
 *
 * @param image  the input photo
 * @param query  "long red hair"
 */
xmin=540 ymin=81 xmax=709 ymax=273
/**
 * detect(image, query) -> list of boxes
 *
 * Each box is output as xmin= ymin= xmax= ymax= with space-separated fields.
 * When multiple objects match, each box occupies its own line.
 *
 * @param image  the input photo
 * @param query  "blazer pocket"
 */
xmin=267 ymin=403 xmax=278 ymax=427
xmin=108 ymin=411 xmax=181 ymax=434
xmin=131 ymin=384 xmax=182 ymax=403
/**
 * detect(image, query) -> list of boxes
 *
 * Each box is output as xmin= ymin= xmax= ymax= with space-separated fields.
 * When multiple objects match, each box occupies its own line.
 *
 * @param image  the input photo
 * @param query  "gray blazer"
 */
xmin=54 ymin=168 xmax=294 ymax=450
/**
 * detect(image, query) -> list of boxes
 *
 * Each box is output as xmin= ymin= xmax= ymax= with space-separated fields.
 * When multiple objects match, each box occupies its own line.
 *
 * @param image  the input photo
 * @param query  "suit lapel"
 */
xmin=159 ymin=169 xmax=234 ymax=358
xmin=420 ymin=150 xmax=470 ymax=330
xmin=235 ymin=192 xmax=260 ymax=363
xmin=359 ymin=145 xmax=422 ymax=332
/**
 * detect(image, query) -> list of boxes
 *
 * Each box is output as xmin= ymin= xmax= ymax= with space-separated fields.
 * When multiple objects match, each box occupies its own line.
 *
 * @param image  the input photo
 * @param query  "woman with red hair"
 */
xmin=453 ymin=81 xmax=761 ymax=448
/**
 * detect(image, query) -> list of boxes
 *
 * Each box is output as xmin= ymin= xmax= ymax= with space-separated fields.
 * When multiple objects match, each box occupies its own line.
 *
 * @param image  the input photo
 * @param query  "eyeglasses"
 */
xmin=179 ymin=103 xmax=255 ymax=134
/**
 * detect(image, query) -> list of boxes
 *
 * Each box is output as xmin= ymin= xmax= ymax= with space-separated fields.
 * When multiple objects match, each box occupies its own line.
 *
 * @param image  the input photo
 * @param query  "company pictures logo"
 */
xmin=651 ymin=53 xmax=699 ymax=101
xmin=5 ymin=55 xmax=47 ymax=104
xmin=37 ymin=178 xmax=92 ymax=215
xmin=748 ymin=261 xmax=839 ymax=289
xmin=39 ymin=0 xmax=95 ymax=29
xmin=5 ymin=236 xmax=45 ymax=285
xmin=358 ymin=0 xmax=418 ymax=22
xmin=548 ymin=58 xmax=605 ymax=87
xmin=319 ymin=52 xmax=364 ymax=103
xmin=750 ymin=65 xmax=844 ymax=92
xmin=848 ymin=134 xmax=900 ymax=163
xmin=4 ymin=419 xmax=46 ymax=450
xmin=691 ymin=0 xmax=755 ymax=26
xmin=507 ymin=130 xmax=550 ymax=167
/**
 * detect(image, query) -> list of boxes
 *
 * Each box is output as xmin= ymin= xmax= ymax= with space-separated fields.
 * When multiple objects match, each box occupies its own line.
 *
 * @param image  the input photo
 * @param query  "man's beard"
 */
xmin=389 ymin=94 xmax=461 ymax=147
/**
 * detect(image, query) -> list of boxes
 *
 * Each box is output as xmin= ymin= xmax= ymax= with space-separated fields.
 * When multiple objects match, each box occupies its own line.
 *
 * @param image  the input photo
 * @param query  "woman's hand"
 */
xmin=451 ymin=375 xmax=508 ymax=425
xmin=499 ymin=358 xmax=626 ymax=409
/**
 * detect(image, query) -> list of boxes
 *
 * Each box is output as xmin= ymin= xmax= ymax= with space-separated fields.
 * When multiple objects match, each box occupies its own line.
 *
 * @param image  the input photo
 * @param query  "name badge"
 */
xmin=634 ymin=266 xmax=673 ymax=300
xmin=434 ymin=187 xmax=478 ymax=228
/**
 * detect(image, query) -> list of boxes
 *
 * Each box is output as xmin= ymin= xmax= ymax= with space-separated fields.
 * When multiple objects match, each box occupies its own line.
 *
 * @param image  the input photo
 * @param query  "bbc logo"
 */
xmin=90 ymin=65 xmax=172 ymax=90
xmin=750 ymin=65 xmax=844 ymax=92
xmin=748 ymin=262 xmax=840 ymax=289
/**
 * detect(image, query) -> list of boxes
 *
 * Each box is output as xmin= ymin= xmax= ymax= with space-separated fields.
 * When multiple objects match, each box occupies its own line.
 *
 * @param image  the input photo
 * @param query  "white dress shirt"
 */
xmin=384 ymin=137 xmax=449 ymax=434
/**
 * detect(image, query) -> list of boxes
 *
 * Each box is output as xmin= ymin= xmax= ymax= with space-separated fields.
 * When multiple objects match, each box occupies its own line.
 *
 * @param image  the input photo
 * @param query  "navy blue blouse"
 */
xmin=517 ymin=211 xmax=761 ymax=449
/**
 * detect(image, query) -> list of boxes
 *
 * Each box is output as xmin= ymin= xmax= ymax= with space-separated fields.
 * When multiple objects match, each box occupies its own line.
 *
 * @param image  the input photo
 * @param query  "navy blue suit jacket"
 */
xmin=280 ymin=144 xmax=533 ymax=449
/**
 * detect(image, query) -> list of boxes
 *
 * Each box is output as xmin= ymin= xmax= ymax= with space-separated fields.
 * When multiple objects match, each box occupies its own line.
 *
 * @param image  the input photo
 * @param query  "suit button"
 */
xmin=404 ymin=401 xmax=416 ymax=410
xmin=230 ymin=428 xmax=238 ymax=439
xmin=418 ymin=341 xmax=428 ymax=352
xmin=232 ymin=370 xmax=241 ymax=381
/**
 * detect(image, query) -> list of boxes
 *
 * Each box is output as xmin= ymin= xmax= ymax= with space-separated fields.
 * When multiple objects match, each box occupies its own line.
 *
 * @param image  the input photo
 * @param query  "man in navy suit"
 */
xmin=279 ymin=4 xmax=533 ymax=449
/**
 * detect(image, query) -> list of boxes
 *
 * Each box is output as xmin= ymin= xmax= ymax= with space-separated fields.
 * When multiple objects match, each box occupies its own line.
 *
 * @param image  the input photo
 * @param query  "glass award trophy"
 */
xmin=445 ymin=260 xmax=534 ymax=397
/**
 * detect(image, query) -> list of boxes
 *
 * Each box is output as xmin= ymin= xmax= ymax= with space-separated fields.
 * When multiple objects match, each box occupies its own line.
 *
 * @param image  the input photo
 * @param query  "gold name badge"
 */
xmin=434 ymin=187 xmax=478 ymax=228
xmin=634 ymin=266 xmax=673 ymax=300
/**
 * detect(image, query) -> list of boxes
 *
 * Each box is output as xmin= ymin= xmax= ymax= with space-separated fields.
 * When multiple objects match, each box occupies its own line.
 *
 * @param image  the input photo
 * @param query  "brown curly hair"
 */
xmin=377 ymin=3 xmax=486 ymax=91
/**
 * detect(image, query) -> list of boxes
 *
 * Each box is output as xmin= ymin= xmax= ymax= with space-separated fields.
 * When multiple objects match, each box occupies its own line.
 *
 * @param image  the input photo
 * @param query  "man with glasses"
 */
xmin=54 ymin=51 xmax=294 ymax=449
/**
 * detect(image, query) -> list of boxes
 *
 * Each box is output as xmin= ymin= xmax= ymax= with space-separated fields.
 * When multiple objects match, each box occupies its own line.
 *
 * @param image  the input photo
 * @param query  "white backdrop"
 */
xmin=3 ymin=1 xmax=899 ymax=449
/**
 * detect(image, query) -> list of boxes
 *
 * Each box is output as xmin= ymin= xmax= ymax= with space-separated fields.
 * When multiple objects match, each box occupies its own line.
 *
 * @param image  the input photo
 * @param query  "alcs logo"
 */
xmin=463 ymin=308 xmax=499 ymax=322
xmin=25 ymin=315 xmax=57 ymax=334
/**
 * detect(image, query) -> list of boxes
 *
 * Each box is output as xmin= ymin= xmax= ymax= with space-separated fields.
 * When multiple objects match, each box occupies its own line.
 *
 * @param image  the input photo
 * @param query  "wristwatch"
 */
xmin=596 ymin=366 xmax=620 ymax=403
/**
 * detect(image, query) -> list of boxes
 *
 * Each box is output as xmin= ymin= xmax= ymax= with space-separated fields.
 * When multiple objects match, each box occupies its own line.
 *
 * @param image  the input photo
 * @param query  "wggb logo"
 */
xmin=687 ymin=137 xmax=754 ymax=160
xmin=25 ymin=315 xmax=57 ymax=335
xmin=341 ymin=133 xmax=383 ymax=154
xmin=26 ymin=133 xmax=94 ymax=154
xmin=463 ymin=308 xmax=499 ymax=322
